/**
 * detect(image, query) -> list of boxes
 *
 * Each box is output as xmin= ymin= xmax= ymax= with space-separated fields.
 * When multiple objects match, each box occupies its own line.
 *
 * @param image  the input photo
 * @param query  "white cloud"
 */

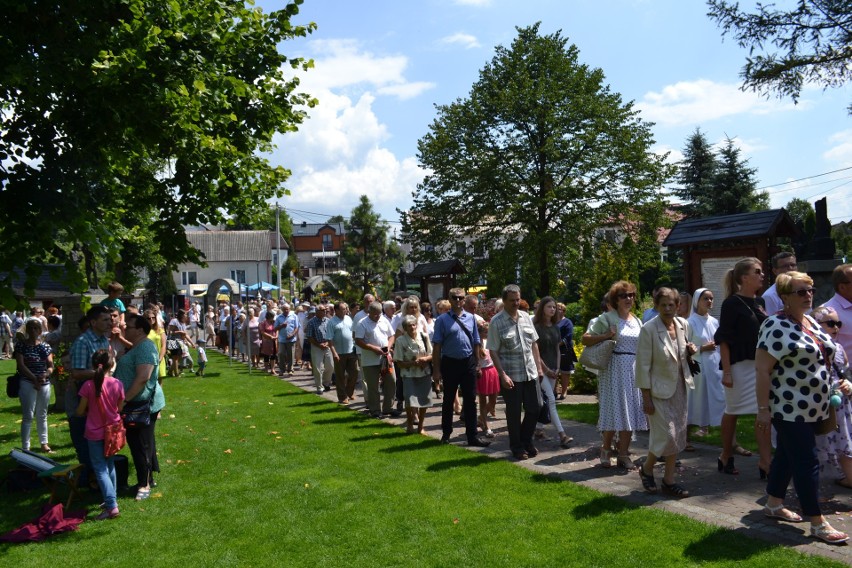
xmin=637 ymin=79 xmax=801 ymax=127
xmin=824 ymin=129 xmax=852 ymax=165
xmin=439 ymin=33 xmax=481 ymax=49
xmin=298 ymin=39 xmax=434 ymax=100
xmin=712 ymin=135 xmax=764 ymax=156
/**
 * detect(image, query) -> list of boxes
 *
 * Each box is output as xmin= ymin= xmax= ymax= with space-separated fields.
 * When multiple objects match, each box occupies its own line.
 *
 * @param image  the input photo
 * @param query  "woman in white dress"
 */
xmin=686 ymin=288 xmax=725 ymax=438
xmin=582 ymin=280 xmax=647 ymax=469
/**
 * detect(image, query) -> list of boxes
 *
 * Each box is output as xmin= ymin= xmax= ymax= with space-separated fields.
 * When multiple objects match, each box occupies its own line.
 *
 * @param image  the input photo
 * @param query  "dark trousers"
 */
xmin=126 ymin=412 xmax=159 ymax=488
xmin=333 ymin=353 xmax=359 ymax=401
xmin=767 ymin=418 xmax=821 ymax=517
xmin=501 ymin=379 xmax=541 ymax=454
xmin=440 ymin=355 xmax=478 ymax=441
xmin=67 ymin=415 xmax=92 ymax=485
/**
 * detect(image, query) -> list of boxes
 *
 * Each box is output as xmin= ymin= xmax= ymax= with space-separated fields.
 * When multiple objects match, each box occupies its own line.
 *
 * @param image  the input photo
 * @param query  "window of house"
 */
xmin=230 ymin=269 xmax=246 ymax=284
xmin=181 ymin=271 xmax=197 ymax=285
xmin=473 ymin=243 xmax=486 ymax=258
xmin=322 ymin=233 xmax=332 ymax=249
xmin=455 ymin=241 xmax=466 ymax=256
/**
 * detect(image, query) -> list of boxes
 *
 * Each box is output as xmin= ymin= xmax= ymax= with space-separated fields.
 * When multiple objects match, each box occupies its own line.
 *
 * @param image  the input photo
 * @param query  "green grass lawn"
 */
xmin=0 ymin=354 xmax=842 ymax=567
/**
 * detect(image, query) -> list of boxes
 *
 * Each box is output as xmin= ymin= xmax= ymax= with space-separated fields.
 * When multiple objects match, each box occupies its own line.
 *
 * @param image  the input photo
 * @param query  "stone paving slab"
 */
xmin=270 ymin=364 xmax=852 ymax=564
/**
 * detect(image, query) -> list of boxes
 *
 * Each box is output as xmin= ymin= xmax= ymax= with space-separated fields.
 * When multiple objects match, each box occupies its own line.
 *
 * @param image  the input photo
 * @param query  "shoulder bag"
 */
xmin=121 ymin=382 xmax=154 ymax=428
xmin=579 ymin=313 xmax=616 ymax=371
xmin=6 ymin=373 xmax=20 ymax=398
xmin=98 ymin=393 xmax=126 ymax=457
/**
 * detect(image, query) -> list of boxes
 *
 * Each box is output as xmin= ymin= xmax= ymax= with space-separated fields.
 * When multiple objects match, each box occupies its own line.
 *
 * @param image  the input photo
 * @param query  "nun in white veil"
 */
xmin=686 ymin=288 xmax=726 ymax=437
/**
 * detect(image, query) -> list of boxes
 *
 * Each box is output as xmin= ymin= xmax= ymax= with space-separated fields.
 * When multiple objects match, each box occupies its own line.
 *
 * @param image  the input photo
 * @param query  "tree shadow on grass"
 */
xmin=349 ymin=431 xmax=409 ymax=443
xmin=312 ymin=415 xmax=363 ymax=425
xmin=683 ymin=527 xmax=782 ymax=563
xmin=380 ymin=439 xmax=438 ymax=453
xmin=272 ymin=391 xmax=310 ymax=397
xmin=426 ymin=454 xmax=493 ymax=472
xmin=569 ymin=494 xmax=638 ymax=520
xmin=289 ymin=400 xmax=328 ymax=408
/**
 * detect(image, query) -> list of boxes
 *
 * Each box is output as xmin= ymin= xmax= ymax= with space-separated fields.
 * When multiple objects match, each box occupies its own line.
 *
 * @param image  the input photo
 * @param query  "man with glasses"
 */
xmin=761 ymin=252 xmax=798 ymax=315
xmin=274 ymin=302 xmax=300 ymax=376
xmin=822 ymin=263 xmax=852 ymax=354
xmin=489 ymin=284 xmax=543 ymax=460
xmin=432 ymin=288 xmax=490 ymax=447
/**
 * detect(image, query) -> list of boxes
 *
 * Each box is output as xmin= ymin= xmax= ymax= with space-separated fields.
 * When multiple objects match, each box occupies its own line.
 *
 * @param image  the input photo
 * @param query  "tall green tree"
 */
xmin=708 ymin=0 xmax=852 ymax=113
xmin=341 ymin=196 xmax=403 ymax=297
xmin=785 ymin=197 xmax=816 ymax=238
xmin=675 ymin=128 xmax=718 ymax=218
xmin=708 ymin=138 xmax=770 ymax=215
xmin=0 ymin=0 xmax=316 ymax=307
xmin=401 ymin=23 xmax=674 ymax=297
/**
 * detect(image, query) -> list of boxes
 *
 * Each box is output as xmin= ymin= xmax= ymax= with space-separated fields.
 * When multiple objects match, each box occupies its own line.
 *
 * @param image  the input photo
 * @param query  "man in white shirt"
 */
xmin=823 ymin=263 xmax=852 ymax=354
xmin=355 ymin=302 xmax=398 ymax=418
xmin=761 ymin=252 xmax=797 ymax=315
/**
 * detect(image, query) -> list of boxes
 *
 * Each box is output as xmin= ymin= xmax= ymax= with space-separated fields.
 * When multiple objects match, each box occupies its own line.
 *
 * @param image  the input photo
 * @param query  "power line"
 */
xmin=757 ymin=166 xmax=852 ymax=191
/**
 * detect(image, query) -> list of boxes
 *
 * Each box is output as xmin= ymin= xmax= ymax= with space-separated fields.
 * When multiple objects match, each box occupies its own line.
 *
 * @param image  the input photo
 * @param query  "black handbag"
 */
xmin=121 ymin=398 xmax=152 ymax=428
xmin=6 ymin=374 xmax=20 ymax=398
xmin=537 ymin=383 xmax=552 ymax=424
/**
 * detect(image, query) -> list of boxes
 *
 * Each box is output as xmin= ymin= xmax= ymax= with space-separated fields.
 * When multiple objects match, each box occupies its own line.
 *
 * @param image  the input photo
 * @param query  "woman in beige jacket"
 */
xmin=635 ymin=288 xmax=697 ymax=498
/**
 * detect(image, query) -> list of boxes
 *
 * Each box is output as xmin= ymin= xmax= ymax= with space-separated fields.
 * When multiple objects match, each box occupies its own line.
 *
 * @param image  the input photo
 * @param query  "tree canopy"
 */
xmin=0 ymin=0 xmax=316 ymax=306
xmin=401 ymin=23 xmax=673 ymax=297
xmin=675 ymin=130 xmax=769 ymax=217
xmin=708 ymin=0 xmax=852 ymax=113
xmin=339 ymin=196 xmax=403 ymax=298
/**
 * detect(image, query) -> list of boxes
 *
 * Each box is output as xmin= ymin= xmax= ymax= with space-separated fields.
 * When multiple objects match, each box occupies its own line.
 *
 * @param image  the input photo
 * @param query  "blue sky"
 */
xmin=261 ymin=0 xmax=852 ymax=230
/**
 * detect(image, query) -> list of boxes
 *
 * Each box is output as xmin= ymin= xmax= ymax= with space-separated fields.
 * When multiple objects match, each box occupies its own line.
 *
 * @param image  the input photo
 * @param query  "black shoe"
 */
xmin=387 ymin=409 xmax=403 ymax=418
xmin=396 ymin=400 xmax=404 ymax=411
xmin=440 ymin=436 xmax=451 ymax=444
xmin=524 ymin=444 xmax=539 ymax=457
xmin=468 ymin=437 xmax=491 ymax=448
xmin=323 ymin=385 xmax=331 ymax=392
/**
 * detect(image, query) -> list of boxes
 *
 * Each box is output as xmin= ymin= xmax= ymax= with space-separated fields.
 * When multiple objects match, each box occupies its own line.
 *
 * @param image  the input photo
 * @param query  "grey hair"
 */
xmin=501 ymin=284 xmax=521 ymax=301
xmin=401 ymin=315 xmax=417 ymax=329
xmin=369 ymin=301 xmax=383 ymax=314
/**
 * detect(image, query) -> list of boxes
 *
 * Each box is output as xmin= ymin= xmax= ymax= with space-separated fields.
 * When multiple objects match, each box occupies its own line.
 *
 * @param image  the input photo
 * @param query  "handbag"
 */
xmin=579 ymin=339 xmax=616 ymax=371
xmin=537 ymin=382 xmax=552 ymax=424
xmin=120 ymin=382 xmax=154 ymax=428
xmin=6 ymin=373 xmax=20 ymax=398
xmin=121 ymin=398 xmax=152 ymax=428
xmin=98 ymin=395 xmax=126 ymax=457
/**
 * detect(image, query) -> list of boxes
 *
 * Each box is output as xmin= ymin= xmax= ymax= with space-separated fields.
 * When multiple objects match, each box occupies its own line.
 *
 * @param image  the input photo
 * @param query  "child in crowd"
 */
xmin=100 ymin=281 xmax=126 ymax=324
xmin=196 ymin=346 xmax=207 ymax=377
xmin=477 ymin=321 xmax=500 ymax=437
xmin=76 ymin=349 xmax=124 ymax=520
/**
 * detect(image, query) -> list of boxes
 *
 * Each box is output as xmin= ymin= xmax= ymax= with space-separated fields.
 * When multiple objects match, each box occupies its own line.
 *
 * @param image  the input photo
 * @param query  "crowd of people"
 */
xmin=9 ymin=256 xmax=852 ymax=544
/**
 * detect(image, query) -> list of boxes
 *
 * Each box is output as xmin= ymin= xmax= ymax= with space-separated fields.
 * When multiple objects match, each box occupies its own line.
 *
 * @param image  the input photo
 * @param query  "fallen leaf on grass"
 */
xmin=202 ymin=437 xmax=209 ymax=441
xmin=268 ymin=402 xmax=274 ymax=405
xmin=224 ymin=449 xmax=232 ymax=454
xmin=152 ymin=492 xmax=163 ymax=498
xmin=176 ymin=460 xmax=190 ymax=465
xmin=169 ymin=414 xmax=175 ymax=419
xmin=249 ymin=425 xmax=256 ymax=429
xmin=453 ymin=518 xmax=459 ymax=525
xmin=244 ymin=415 xmax=252 ymax=419
xmin=231 ymin=419 xmax=238 ymax=423
xmin=275 ymin=436 xmax=282 ymax=440
xmin=304 ymin=483 xmax=310 ymax=488
xmin=162 ymin=433 xmax=170 ymax=437
xmin=299 ymin=420 xmax=306 ymax=426
xmin=166 ymin=459 xmax=173 ymax=465
xmin=268 ymin=431 xmax=279 ymax=435
xmin=194 ymin=400 xmax=200 ymax=403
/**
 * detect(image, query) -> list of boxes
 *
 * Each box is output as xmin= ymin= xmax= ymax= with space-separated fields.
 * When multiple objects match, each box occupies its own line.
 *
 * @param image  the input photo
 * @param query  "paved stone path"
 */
xmin=272 ymin=364 xmax=852 ymax=564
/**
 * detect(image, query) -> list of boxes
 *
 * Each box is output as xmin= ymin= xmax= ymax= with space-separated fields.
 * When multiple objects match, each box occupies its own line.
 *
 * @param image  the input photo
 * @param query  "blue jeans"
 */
xmin=87 ymin=439 xmax=118 ymax=510
xmin=768 ymin=418 xmax=821 ymax=517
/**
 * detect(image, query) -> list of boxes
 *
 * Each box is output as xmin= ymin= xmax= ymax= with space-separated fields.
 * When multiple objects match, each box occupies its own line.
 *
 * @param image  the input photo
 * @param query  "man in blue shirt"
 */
xmin=274 ymin=302 xmax=300 ymax=376
xmin=432 ymin=287 xmax=490 ymax=447
xmin=306 ymin=304 xmax=333 ymax=394
xmin=327 ymin=302 xmax=357 ymax=403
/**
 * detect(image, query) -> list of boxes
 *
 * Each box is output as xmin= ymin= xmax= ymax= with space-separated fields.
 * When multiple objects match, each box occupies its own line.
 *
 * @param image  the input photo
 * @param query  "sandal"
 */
xmin=763 ymin=503 xmax=804 ymax=522
xmin=733 ymin=445 xmax=753 ymax=457
xmin=559 ymin=433 xmax=573 ymax=448
xmin=810 ymin=522 xmax=849 ymax=544
xmin=599 ymin=447 xmax=613 ymax=468
xmin=661 ymin=481 xmax=690 ymax=498
xmin=616 ymin=455 xmax=636 ymax=470
xmin=135 ymin=487 xmax=151 ymax=501
xmin=638 ymin=466 xmax=657 ymax=494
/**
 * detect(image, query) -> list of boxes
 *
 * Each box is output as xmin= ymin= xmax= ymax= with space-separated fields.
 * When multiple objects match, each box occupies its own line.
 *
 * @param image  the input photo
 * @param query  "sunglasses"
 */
xmin=822 ymin=320 xmax=843 ymax=329
xmin=753 ymin=269 xmax=763 ymax=275
xmin=618 ymin=293 xmax=636 ymax=300
xmin=790 ymin=287 xmax=815 ymax=297
xmin=451 ymin=296 xmax=465 ymax=301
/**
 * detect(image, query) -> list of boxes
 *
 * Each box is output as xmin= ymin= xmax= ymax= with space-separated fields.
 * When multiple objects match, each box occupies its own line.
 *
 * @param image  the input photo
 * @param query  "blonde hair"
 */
xmin=775 ymin=271 xmax=814 ymax=295
xmin=724 ymin=257 xmax=760 ymax=297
